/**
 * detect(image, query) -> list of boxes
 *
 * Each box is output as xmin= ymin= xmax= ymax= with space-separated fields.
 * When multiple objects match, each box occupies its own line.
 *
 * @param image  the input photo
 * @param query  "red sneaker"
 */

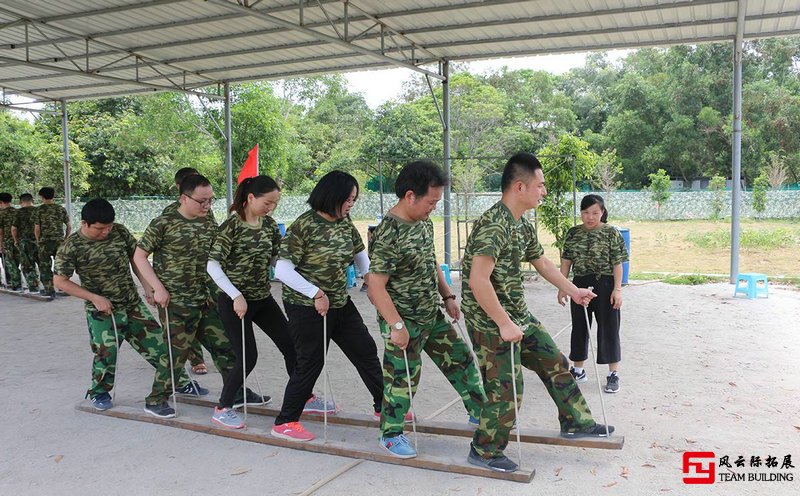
xmin=271 ymin=421 xmax=315 ymax=442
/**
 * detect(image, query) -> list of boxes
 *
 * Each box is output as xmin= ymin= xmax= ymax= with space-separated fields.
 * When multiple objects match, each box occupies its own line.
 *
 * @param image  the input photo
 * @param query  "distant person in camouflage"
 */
xmin=207 ymin=175 xmax=296 ymax=429
xmin=271 ymin=171 xmax=382 ymax=442
xmin=134 ymin=174 xmax=247 ymax=411
xmin=163 ymin=167 xmax=214 ymax=375
xmin=368 ymin=160 xmax=486 ymax=459
xmin=11 ymin=193 xmax=40 ymax=292
xmin=53 ymin=199 xmax=176 ymax=416
xmin=461 ymin=152 xmax=613 ymax=473
xmin=34 ymin=187 xmax=71 ymax=297
xmin=0 ymin=192 xmax=22 ymax=291
xmin=559 ymin=194 xmax=628 ymax=394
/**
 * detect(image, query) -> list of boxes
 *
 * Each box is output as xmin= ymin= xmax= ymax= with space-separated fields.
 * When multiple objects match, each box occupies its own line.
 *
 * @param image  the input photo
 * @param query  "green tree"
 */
xmin=708 ymin=175 xmax=727 ymax=219
xmin=536 ymin=133 xmax=598 ymax=253
xmin=647 ymin=169 xmax=672 ymax=217
xmin=751 ymin=173 xmax=769 ymax=215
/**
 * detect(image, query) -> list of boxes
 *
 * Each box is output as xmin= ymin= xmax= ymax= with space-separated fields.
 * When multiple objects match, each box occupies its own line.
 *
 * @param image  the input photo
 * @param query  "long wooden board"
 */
xmin=76 ymin=401 xmax=534 ymax=483
xmin=177 ymin=396 xmax=624 ymax=450
xmin=0 ymin=287 xmax=53 ymax=301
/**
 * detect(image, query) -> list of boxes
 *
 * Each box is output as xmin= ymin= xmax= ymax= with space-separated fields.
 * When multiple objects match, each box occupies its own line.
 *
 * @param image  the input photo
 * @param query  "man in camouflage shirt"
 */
xmin=0 ymin=192 xmax=22 ymax=290
xmin=162 ymin=167 xmax=214 ymax=375
xmin=368 ymin=161 xmax=486 ymax=459
xmin=461 ymin=152 xmax=613 ymax=473
xmin=34 ymin=187 xmax=71 ymax=297
xmin=134 ymin=174 xmax=242 ymax=407
xmin=11 ymin=193 xmax=40 ymax=291
xmin=54 ymin=199 xmax=176 ymax=416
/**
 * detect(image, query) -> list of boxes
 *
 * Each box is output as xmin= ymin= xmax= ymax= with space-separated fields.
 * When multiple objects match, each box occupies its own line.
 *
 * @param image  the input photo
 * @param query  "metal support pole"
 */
xmin=378 ymin=159 xmax=384 ymax=216
xmin=224 ymin=82 xmax=233 ymax=209
xmin=730 ymin=0 xmax=746 ymax=283
xmin=442 ymin=60 xmax=452 ymax=266
xmin=571 ymin=156 xmax=577 ymax=226
xmin=61 ymin=100 xmax=72 ymax=218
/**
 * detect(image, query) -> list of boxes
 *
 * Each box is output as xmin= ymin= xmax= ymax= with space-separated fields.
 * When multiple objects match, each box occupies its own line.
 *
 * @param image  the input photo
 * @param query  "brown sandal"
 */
xmin=192 ymin=363 xmax=208 ymax=375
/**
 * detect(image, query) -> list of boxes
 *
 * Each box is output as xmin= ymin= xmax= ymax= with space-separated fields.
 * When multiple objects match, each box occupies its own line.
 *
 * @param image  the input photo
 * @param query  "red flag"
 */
xmin=237 ymin=144 xmax=259 ymax=184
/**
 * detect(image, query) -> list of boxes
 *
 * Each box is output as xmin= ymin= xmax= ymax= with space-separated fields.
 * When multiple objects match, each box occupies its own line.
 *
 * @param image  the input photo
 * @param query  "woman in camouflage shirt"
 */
xmin=271 ymin=171 xmax=382 ymax=442
xmin=558 ymin=194 xmax=628 ymax=394
xmin=207 ymin=175 xmax=296 ymax=429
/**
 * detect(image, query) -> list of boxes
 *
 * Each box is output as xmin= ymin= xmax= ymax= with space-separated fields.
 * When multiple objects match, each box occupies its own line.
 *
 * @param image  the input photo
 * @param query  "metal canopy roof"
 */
xmin=0 ymin=0 xmax=798 ymax=102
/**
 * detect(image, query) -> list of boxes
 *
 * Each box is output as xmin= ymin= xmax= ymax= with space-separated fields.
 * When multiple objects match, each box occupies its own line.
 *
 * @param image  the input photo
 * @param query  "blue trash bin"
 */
xmin=618 ymin=227 xmax=631 ymax=286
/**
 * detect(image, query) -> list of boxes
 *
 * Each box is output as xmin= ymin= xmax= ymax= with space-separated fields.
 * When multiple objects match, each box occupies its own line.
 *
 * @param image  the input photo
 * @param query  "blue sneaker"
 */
xmin=90 ymin=392 xmax=113 ymax=411
xmin=303 ymin=394 xmax=337 ymax=414
xmin=176 ymin=380 xmax=209 ymax=396
xmin=380 ymin=434 xmax=417 ymax=459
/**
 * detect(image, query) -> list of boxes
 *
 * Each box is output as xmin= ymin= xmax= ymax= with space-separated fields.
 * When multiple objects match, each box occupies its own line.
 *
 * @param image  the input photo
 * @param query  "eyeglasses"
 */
xmin=186 ymin=195 xmax=216 ymax=206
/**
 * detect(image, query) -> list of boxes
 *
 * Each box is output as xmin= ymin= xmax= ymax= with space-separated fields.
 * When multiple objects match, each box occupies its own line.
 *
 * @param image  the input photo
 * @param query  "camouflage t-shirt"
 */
xmin=0 ymin=207 xmax=16 ymax=242
xmin=461 ymin=201 xmax=544 ymax=333
xmin=369 ymin=213 xmax=439 ymax=324
xmin=138 ymin=209 xmax=216 ymax=306
xmin=12 ymin=206 xmax=37 ymax=240
xmin=561 ymin=224 xmax=629 ymax=277
xmin=209 ymin=213 xmax=281 ymax=301
xmin=54 ymin=223 xmax=140 ymax=312
xmin=34 ymin=203 xmax=69 ymax=239
xmin=162 ymin=200 xmax=217 ymax=223
xmin=279 ymin=209 xmax=365 ymax=309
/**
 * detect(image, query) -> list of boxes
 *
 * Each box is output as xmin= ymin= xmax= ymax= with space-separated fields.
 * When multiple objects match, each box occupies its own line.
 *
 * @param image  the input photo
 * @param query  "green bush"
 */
xmin=686 ymin=228 xmax=799 ymax=249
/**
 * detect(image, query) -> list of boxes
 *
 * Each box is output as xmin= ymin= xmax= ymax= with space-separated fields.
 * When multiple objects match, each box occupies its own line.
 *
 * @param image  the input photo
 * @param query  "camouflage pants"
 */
xmin=380 ymin=313 xmax=486 ymax=438
xmin=187 ymin=339 xmax=205 ymax=367
xmin=18 ymin=239 xmax=40 ymax=289
xmin=85 ymin=301 xmax=173 ymax=405
xmin=1 ymin=239 xmax=21 ymax=287
xmin=468 ymin=315 xmax=595 ymax=458
xmin=38 ymin=238 xmax=61 ymax=292
xmin=156 ymin=300 xmax=236 ymax=396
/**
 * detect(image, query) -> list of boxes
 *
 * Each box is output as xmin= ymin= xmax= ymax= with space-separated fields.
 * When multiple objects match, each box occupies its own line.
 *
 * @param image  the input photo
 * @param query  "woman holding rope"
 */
xmin=271 ymin=171 xmax=382 ymax=442
xmin=207 ymin=175 xmax=297 ymax=429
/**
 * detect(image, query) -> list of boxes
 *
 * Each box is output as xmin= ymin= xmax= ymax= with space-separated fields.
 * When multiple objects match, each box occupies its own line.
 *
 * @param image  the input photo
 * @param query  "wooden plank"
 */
xmin=177 ymin=396 xmax=624 ymax=450
xmin=0 ymin=287 xmax=53 ymax=301
xmin=76 ymin=401 xmax=534 ymax=483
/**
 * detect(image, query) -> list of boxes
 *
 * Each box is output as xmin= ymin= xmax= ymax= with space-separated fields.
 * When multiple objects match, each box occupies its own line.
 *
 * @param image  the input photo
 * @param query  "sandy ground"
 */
xmin=1 ymin=276 xmax=799 ymax=495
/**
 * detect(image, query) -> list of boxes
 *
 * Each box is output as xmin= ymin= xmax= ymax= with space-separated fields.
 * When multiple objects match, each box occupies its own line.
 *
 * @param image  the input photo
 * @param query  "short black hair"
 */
xmin=0 ymin=192 xmax=12 ymax=203
xmin=81 ymin=198 xmax=115 ymax=225
xmin=174 ymin=167 xmax=199 ymax=186
xmin=19 ymin=193 xmax=33 ymax=202
xmin=179 ymin=173 xmax=211 ymax=196
xmin=38 ymin=187 xmax=55 ymax=200
xmin=395 ymin=160 xmax=448 ymax=198
xmin=501 ymin=152 xmax=543 ymax=192
xmin=307 ymin=171 xmax=359 ymax=218
xmin=580 ymin=194 xmax=609 ymax=223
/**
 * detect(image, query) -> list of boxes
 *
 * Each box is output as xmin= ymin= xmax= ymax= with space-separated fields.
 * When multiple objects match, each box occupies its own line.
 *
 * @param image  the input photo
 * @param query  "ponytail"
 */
xmin=230 ymin=175 xmax=281 ymax=220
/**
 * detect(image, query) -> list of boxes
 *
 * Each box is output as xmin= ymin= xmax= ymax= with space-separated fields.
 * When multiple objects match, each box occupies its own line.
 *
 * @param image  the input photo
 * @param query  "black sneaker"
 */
xmin=467 ymin=445 xmax=518 ymax=473
xmin=605 ymin=372 xmax=620 ymax=393
xmin=233 ymin=387 xmax=272 ymax=409
xmin=90 ymin=392 xmax=113 ymax=411
xmin=570 ymin=366 xmax=588 ymax=383
xmin=144 ymin=402 xmax=176 ymax=418
xmin=175 ymin=380 xmax=209 ymax=396
xmin=561 ymin=423 xmax=615 ymax=438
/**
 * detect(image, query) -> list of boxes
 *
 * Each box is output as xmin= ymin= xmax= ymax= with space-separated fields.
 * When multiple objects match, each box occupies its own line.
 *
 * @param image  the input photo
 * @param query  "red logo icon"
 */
xmin=683 ymin=451 xmax=716 ymax=484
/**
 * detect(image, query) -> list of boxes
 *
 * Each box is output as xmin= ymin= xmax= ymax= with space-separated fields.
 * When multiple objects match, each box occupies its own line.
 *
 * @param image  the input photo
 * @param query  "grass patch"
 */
xmin=686 ymin=228 xmax=799 ymax=249
xmin=662 ymin=274 xmax=727 ymax=285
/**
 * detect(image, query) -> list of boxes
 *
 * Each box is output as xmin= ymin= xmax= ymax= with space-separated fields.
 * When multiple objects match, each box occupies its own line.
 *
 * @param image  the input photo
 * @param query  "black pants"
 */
xmin=217 ymin=294 xmax=296 ymax=408
xmin=569 ymin=274 xmax=621 ymax=364
xmin=274 ymin=298 xmax=383 ymax=425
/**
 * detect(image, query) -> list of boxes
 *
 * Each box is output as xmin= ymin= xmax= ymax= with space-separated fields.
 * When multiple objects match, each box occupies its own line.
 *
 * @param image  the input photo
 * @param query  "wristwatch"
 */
xmin=392 ymin=321 xmax=404 ymax=331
